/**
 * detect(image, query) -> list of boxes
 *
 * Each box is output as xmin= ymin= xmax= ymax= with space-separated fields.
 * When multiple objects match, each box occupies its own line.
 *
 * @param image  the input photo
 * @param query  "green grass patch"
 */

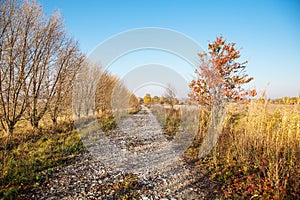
xmin=0 ymin=130 xmax=84 ymax=199
xmin=98 ymin=114 xmax=117 ymax=133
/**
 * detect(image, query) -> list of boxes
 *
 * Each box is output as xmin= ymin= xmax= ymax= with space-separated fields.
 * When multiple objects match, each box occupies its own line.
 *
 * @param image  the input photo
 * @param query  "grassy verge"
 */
xmin=98 ymin=114 xmax=117 ymax=133
xmin=98 ymin=105 xmax=142 ymax=134
xmin=0 ymin=124 xmax=85 ymax=199
xmin=150 ymin=104 xmax=181 ymax=139
xmin=185 ymin=102 xmax=300 ymax=199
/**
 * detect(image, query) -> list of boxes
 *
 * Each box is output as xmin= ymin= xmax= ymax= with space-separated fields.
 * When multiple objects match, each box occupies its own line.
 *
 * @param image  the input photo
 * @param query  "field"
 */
xmin=185 ymin=101 xmax=300 ymax=199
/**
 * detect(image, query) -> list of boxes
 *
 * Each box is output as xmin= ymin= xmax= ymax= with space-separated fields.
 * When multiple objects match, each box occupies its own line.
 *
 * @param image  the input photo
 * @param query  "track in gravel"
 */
xmin=21 ymin=105 xmax=220 ymax=199
xmin=85 ymin=105 xmax=194 ymax=173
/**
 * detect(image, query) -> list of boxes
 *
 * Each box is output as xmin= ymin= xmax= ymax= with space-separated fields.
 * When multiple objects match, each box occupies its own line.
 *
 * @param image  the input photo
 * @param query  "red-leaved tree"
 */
xmin=189 ymin=36 xmax=256 ymax=110
xmin=189 ymin=36 xmax=256 ymax=158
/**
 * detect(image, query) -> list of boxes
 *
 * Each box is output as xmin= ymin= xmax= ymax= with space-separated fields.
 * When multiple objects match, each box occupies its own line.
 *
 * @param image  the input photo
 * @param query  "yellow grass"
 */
xmin=211 ymin=101 xmax=300 ymax=198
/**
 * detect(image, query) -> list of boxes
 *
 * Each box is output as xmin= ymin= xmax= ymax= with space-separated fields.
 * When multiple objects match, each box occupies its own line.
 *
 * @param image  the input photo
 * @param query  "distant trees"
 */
xmin=143 ymin=93 xmax=152 ymax=105
xmin=0 ymin=0 xmax=84 ymax=134
xmin=272 ymin=96 xmax=300 ymax=105
xmin=189 ymin=36 xmax=256 ymax=110
xmin=111 ymin=80 xmax=139 ymax=118
xmin=163 ymin=84 xmax=177 ymax=106
xmin=142 ymin=90 xmax=180 ymax=107
xmin=94 ymin=70 xmax=118 ymax=115
xmin=73 ymin=61 xmax=102 ymax=118
xmin=151 ymin=96 xmax=159 ymax=104
xmin=128 ymin=94 xmax=140 ymax=113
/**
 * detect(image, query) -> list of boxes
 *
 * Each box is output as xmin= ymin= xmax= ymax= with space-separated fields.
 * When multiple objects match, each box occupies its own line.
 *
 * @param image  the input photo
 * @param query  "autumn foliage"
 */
xmin=189 ymin=36 xmax=256 ymax=109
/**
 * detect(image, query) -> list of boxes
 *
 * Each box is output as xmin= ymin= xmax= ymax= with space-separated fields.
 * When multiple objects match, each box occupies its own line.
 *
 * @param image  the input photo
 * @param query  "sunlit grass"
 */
xmin=205 ymin=101 xmax=300 ymax=199
xmin=0 ymin=121 xmax=84 ymax=199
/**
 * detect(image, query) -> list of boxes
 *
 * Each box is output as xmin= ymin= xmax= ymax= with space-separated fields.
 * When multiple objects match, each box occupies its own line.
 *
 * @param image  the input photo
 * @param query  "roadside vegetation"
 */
xmin=184 ymin=99 xmax=300 ymax=199
xmin=0 ymin=0 xmax=139 ymax=198
xmin=142 ymin=86 xmax=182 ymax=140
xmin=142 ymin=91 xmax=300 ymax=199
xmin=146 ymin=36 xmax=300 ymax=199
xmin=143 ymin=91 xmax=300 ymax=199
xmin=0 ymin=127 xmax=84 ymax=199
xmin=186 ymin=36 xmax=299 ymax=199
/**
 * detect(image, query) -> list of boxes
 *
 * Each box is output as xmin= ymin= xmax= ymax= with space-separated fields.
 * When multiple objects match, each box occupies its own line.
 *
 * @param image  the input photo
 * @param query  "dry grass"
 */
xmin=207 ymin=101 xmax=300 ymax=199
xmin=0 ymin=118 xmax=84 ymax=199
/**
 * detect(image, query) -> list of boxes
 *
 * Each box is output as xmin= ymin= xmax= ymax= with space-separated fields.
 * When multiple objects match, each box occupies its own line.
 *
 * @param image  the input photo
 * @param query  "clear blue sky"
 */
xmin=40 ymin=0 xmax=300 ymax=98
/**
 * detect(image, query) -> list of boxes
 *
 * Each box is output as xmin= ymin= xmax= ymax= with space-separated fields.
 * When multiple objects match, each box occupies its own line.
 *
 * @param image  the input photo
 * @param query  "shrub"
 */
xmin=98 ymin=114 xmax=117 ymax=133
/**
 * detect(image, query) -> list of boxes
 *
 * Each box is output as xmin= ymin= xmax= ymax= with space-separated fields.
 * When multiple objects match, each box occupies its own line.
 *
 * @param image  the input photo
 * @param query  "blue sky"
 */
xmin=40 ymin=0 xmax=300 ymax=98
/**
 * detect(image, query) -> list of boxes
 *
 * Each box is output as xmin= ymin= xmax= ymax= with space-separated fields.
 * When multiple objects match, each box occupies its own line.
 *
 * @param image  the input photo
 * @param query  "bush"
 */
xmin=98 ymin=114 xmax=117 ymax=133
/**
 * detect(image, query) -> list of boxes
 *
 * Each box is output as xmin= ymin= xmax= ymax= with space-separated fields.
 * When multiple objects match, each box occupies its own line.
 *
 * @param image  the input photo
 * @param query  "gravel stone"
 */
xmin=19 ymin=106 xmax=221 ymax=199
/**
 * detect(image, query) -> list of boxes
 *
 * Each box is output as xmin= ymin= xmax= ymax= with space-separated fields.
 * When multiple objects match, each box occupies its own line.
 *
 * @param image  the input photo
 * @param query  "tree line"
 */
xmin=0 ymin=0 xmax=138 ymax=135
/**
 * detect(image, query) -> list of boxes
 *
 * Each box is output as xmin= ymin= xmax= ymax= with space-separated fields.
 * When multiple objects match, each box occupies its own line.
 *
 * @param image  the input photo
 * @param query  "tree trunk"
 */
xmin=198 ymin=104 xmax=225 ymax=158
xmin=8 ymin=122 xmax=14 ymax=135
xmin=52 ymin=117 xmax=57 ymax=127
xmin=3 ymin=120 xmax=16 ymax=135
xmin=31 ymin=117 xmax=40 ymax=129
xmin=33 ymin=120 xmax=39 ymax=129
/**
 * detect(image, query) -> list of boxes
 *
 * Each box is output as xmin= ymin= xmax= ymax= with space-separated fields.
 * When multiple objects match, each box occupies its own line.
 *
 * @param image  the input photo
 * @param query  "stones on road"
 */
xmin=21 ymin=106 xmax=220 ymax=199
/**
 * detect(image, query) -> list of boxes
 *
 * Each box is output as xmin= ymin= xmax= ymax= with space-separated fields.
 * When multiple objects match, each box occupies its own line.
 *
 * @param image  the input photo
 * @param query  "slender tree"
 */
xmin=49 ymin=39 xmax=84 ymax=126
xmin=189 ymin=36 xmax=256 ymax=157
xmin=163 ymin=84 xmax=177 ymax=106
xmin=0 ymin=0 xmax=41 ymax=134
xmin=189 ymin=36 xmax=256 ymax=110
xmin=95 ymin=70 xmax=118 ymax=115
xmin=73 ymin=61 xmax=102 ymax=118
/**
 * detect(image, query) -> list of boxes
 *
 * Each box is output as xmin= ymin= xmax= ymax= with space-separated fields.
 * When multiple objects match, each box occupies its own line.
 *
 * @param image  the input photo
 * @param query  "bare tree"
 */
xmin=26 ymin=11 xmax=65 ymax=128
xmin=49 ymin=39 xmax=84 ymax=126
xmin=163 ymin=84 xmax=177 ymax=106
xmin=0 ymin=0 xmax=41 ymax=134
xmin=111 ymin=81 xmax=133 ymax=118
xmin=95 ymin=70 xmax=118 ymax=115
xmin=73 ymin=60 xmax=102 ymax=118
xmin=0 ymin=0 xmax=84 ymax=133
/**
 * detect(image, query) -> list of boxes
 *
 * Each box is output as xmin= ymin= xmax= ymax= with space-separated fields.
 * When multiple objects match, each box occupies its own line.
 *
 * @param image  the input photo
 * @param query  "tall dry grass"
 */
xmin=210 ymin=100 xmax=300 ymax=199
